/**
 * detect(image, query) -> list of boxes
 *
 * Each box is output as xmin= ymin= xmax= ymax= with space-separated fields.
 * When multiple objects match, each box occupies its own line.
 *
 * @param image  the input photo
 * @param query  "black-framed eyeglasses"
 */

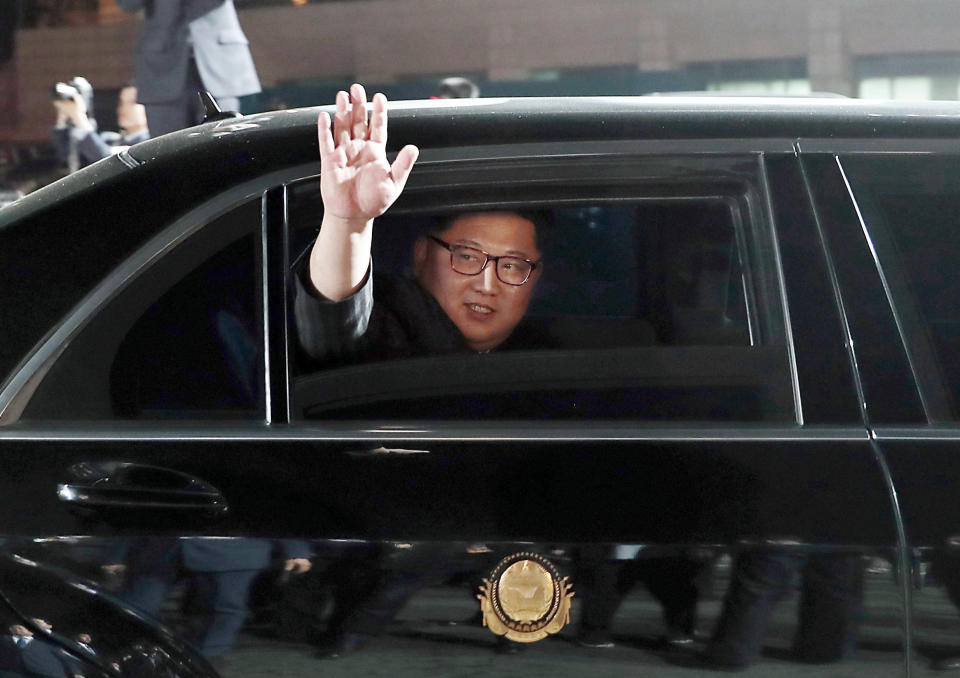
xmin=428 ymin=235 xmax=540 ymax=286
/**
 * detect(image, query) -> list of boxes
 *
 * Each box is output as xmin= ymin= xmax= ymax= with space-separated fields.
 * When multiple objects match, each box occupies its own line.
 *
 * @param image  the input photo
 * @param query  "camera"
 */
xmin=51 ymin=76 xmax=92 ymax=104
xmin=52 ymin=82 xmax=80 ymax=101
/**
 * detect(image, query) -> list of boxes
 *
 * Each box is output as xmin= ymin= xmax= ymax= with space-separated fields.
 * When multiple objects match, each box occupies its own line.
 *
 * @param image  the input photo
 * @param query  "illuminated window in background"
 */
xmin=706 ymin=79 xmax=812 ymax=95
xmin=858 ymin=76 xmax=960 ymax=100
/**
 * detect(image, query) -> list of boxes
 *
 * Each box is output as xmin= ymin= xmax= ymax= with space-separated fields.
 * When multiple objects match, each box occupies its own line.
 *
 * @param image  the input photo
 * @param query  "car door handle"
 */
xmin=57 ymin=462 xmax=228 ymax=513
xmin=345 ymin=446 xmax=431 ymax=458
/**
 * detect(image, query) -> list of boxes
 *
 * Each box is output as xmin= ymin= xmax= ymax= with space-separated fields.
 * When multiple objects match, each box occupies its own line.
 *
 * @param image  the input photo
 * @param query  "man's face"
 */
xmin=30 ymin=619 xmax=51 ymax=632
xmin=414 ymin=212 xmax=541 ymax=352
xmin=117 ymin=87 xmax=147 ymax=132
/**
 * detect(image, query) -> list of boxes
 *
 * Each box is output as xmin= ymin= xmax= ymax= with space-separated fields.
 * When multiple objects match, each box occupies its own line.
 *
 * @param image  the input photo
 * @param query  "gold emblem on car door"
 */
xmin=477 ymin=552 xmax=573 ymax=642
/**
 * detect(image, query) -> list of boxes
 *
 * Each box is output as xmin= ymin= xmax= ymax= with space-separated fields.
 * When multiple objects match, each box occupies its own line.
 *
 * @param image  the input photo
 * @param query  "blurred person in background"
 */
xmin=52 ymin=81 xmax=150 ymax=172
xmin=435 ymin=76 xmax=480 ymax=99
xmin=116 ymin=0 xmax=261 ymax=136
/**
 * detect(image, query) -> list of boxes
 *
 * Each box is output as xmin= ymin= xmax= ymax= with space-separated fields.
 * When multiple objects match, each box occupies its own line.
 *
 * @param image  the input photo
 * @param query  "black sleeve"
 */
xmin=75 ymin=131 xmax=113 ymax=166
xmin=292 ymin=258 xmax=373 ymax=362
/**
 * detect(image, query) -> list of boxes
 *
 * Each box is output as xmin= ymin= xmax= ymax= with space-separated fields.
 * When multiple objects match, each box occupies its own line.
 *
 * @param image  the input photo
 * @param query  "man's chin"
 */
xmin=464 ymin=335 xmax=501 ymax=353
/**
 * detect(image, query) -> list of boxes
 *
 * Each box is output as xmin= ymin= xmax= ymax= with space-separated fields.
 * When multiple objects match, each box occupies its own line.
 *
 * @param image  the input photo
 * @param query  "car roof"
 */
xmin=6 ymin=95 xmax=960 ymax=226
xmin=129 ymin=95 xmax=960 ymax=162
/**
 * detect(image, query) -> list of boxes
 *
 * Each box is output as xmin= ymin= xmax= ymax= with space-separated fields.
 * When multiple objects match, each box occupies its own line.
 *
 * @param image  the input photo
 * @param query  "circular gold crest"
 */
xmin=477 ymin=552 xmax=574 ymax=643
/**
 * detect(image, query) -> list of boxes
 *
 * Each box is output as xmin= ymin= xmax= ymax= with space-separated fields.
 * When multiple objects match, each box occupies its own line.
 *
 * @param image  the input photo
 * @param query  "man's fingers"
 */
xmin=319 ymin=112 xmax=349 ymax=170
xmin=369 ymin=93 xmax=388 ymax=144
xmin=350 ymin=83 xmax=368 ymax=140
xmin=333 ymin=89 xmax=349 ymax=146
xmin=317 ymin=112 xmax=335 ymax=160
xmin=390 ymin=144 xmax=419 ymax=190
xmin=344 ymin=138 xmax=364 ymax=163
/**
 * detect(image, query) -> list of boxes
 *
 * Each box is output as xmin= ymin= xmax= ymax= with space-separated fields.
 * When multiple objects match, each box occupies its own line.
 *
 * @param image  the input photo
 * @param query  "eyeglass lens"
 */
xmin=449 ymin=245 xmax=533 ymax=285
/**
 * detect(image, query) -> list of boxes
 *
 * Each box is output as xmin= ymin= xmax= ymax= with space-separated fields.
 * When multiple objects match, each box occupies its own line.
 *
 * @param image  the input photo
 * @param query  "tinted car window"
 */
xmin=841 ymin=154 xmax=960 ymax=422
xmin=289 ymin=155 xmax=795 ymax=422
xmin=20 ymin=199 xmax=264 ymax=421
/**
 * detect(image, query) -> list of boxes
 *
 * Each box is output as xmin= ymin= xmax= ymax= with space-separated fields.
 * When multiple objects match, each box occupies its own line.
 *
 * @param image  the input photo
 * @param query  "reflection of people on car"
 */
xmin=104 ymin=537 xmax=310 ymax=663
xmin=1 ymin=622 xmax=86 ymax=678
xmin=704 ymin=549 xmax=865 ymax=669
xmin=293 ymin=84 xmax=546 ymax=364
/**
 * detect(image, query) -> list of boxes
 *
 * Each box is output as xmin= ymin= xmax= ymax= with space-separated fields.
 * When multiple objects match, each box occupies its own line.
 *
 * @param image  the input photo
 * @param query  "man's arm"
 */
xmin=53 ymin=94 xmax=111 ymax=167
xmin=50 ymin=127 xmax=70 ymax=166
xmin=308 ymin=84 xmax=418 ymax=301
xmin=74 ymin=131 xmax=113 ymax=165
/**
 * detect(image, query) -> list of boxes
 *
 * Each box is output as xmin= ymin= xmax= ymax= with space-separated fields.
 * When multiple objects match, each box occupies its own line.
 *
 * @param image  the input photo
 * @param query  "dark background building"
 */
xmin=2 ymin=0 xmax=960 ymax=149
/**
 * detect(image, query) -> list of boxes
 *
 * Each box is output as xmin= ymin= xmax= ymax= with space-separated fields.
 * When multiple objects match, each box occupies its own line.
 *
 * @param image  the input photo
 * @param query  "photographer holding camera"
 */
xmin=52 ymin=79 xmax=150 ymax=172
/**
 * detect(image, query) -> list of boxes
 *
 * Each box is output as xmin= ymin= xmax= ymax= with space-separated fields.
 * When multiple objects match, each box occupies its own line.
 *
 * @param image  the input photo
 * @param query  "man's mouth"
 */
xmin=467 ymin=303 xmax=493 ymax=315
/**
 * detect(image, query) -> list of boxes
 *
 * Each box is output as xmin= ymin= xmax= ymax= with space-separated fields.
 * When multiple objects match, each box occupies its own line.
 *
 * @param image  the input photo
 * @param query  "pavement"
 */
xmin=212 ymin=565 xmax=960 ymax=678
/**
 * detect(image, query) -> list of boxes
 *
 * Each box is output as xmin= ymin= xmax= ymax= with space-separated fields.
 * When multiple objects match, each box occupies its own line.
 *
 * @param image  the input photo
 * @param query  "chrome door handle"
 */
xmin=345 ymin=446 xmax=431 ymax=458
xmin=57 ymin=462 xmax=228 ymax=513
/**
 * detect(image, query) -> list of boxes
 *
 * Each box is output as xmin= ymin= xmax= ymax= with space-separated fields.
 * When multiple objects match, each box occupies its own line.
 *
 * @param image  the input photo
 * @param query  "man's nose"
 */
xmin=476 ymin=263 xmax=499 ymax=293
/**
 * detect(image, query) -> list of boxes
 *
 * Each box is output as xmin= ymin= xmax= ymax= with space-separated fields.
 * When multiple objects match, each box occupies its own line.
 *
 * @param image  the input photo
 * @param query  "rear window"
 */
xmin=842 ymin=154 xmax=960 ymax=422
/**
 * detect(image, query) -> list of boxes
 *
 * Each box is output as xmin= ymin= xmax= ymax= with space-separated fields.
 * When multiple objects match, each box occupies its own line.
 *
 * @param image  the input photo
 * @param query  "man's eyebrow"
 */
xmin=456 ymin=239 xmax=537 ymax=259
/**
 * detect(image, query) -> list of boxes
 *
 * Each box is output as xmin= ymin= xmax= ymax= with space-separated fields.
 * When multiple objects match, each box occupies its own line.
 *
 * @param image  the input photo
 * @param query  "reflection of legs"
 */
xmin=574 ymin=546 xmax=626 ymax=645
xmin=928 ymin=551 xmax=960 ymax=670
xmin=186 ymin=570 xmax=260 ymax=658
xmin=637 ymin=553 xmax=714 ymax=641
xmin=123 ymin=574 xmax=175 ymax=620
xmin=324 ymin=554 xmax=383 ymax=639
xmin=339 ymin=570 xmax=426 ymax=638
xmin=706 ymin=550 xmax=800 ymax=667
xmin=794 ymin=554 xmax=865 ymax=662
xmin=933 ymin=551 xmax=960 ymax=611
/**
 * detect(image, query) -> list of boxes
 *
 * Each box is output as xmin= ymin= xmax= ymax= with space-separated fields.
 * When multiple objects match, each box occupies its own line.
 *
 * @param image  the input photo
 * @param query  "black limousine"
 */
xmin=2 ymin=95 xmax=960 ymax=677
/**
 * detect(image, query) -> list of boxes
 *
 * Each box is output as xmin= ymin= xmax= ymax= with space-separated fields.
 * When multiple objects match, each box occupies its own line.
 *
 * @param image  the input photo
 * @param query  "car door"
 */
xmin=285 ymin=141 xmax=906 ymax=674
xmin=825 ymin=149 xmax=960 ymax=674
xmin=0 ymin=139 xmax=905 ymax=676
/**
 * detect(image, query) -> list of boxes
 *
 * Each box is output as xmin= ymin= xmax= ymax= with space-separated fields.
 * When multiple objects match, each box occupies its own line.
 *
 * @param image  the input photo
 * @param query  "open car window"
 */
xmin=287 ymin=154 xmax=795 ymax=422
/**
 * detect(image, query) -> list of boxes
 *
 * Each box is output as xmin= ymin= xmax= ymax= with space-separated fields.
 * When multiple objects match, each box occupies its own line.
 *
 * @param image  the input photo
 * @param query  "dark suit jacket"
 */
xmin=116 ymin=0 xmax=260 ymax=104
xmin=52 ymin=126 xmax=150 ymax=169
xmin=293 ymin=265 xmax=469 ymax=365
xmin=0 ymin=636 xmax=76 ymax=678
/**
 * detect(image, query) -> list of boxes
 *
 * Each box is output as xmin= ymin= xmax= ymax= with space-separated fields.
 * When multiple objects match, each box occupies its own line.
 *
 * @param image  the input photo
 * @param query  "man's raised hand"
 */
xmin=317 ymin=83 xmax=419 ymax=226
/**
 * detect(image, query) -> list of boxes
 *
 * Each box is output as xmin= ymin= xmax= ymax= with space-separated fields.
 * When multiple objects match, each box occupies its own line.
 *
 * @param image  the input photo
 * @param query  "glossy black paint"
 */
xmin=5 ymin=96 xmax=960 ymax=675
xmin=0 ymin=548 xmax=215 ymax=678
xmin=0 ymin=435 xmax=895 ymax=544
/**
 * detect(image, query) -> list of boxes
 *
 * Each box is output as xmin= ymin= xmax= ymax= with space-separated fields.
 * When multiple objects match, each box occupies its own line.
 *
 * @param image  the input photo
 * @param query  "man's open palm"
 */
xmin=318 ymin=84 xmax=418 ymax=224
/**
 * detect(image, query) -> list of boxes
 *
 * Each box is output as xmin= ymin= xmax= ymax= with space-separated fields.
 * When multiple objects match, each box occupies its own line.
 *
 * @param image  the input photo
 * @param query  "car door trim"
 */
xmin=0 ymin=423 xmax=870 ymax=442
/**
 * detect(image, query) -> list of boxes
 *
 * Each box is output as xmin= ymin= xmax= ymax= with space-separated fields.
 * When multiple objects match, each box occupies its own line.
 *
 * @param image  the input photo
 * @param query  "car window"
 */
xmin=288 ymin=154 xmax=795 ymax=422
xmin=19 ymin=198 xmax=264 ymax=421
xmin=841 ymin=154 xmax=960 ymax=422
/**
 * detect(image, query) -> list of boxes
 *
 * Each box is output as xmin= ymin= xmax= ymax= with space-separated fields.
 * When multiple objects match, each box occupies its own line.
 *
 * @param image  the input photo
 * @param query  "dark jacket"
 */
xmin=293 ymin=264 xmax=470 ymax=366
xmin=52 ymin=126 xmax=150 ymax=170
xmin=116 ymin=0 xmax=260 ymax=104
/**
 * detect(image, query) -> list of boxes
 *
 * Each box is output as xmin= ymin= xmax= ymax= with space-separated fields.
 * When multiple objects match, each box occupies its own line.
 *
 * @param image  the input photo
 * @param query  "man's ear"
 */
xmin=412 ymin=236 xmax=428 ymax=277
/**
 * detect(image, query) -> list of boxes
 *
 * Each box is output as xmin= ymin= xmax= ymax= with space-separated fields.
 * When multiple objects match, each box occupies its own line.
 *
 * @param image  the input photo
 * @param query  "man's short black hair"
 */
xmin=429 ymin=209 xmax=554 ymax=253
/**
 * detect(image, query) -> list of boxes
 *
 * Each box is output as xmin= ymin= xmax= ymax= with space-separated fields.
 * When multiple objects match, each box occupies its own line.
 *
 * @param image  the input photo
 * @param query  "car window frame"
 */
xmin=285 ymin=144 xmax=801 ymax=426
xmin=0 ymin=164 xmax=320 ymax=426
xmin=836 ymin=151 xmax=960 ymax=424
